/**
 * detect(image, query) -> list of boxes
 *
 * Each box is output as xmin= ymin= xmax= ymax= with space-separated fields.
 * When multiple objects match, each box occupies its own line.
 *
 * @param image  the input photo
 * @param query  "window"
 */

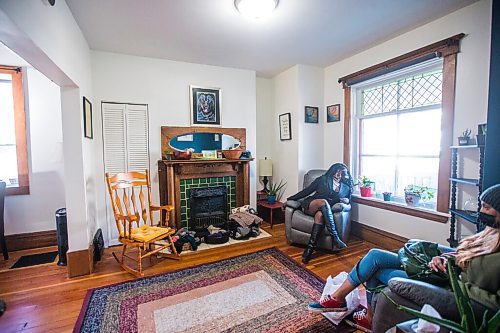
xmin=353 ymin=62 xmax=443 ymax=209
xmin=339 ymin=34 xmax=464 ymax=221
xmin=0 ymin=66 xmax=29 ymax=195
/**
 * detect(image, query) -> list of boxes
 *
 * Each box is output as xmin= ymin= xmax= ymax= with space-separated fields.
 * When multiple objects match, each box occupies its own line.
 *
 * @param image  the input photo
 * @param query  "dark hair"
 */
xmin=325 ymin=163 xmax=354 ymax=193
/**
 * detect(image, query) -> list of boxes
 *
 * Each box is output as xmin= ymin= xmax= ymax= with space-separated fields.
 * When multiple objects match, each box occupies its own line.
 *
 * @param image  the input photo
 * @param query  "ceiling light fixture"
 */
xmin=234 ymin=0 xmax=279 ymax=19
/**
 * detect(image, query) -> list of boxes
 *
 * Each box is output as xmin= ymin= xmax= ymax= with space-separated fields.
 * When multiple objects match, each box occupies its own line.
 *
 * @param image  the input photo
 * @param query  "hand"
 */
xmin=340 ymin=198 xmax=349 ymax=204
xmin=428 ymin=256 xmax=448 ymax=273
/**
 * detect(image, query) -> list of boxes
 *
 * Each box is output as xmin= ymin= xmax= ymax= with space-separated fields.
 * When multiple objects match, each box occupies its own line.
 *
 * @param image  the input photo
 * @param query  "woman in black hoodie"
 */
xmin=288 ymin=163 xmax=353 ymax=263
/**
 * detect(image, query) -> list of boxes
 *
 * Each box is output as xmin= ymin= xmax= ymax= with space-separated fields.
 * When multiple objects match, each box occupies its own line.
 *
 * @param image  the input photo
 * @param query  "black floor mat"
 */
xmin=10 ymin=251 xmax=58 ymax=269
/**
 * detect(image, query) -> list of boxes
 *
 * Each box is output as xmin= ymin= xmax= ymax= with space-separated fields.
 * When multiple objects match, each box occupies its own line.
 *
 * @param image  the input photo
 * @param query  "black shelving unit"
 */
xmin=448 ymin=145 xmax=485 ymax=247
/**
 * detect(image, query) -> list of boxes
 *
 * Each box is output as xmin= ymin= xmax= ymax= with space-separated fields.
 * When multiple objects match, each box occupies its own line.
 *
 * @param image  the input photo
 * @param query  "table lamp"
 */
xmin=259 ymin=157 xmax=273 ymax=192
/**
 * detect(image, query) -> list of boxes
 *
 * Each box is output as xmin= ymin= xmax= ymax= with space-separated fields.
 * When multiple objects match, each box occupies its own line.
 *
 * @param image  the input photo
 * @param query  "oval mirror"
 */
xmin=168 ymin=133 xmax=241 ymax=153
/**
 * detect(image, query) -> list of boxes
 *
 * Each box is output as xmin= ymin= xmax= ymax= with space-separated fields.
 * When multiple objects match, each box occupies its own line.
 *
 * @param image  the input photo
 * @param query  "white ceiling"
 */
xmin=66 ymin=0 xmax=478 ymax=77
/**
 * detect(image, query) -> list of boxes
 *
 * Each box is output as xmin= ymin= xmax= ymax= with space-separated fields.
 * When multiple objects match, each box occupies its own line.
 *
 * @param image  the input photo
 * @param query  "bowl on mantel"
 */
xmin=222 ymin=149 xmax=243 ymax=159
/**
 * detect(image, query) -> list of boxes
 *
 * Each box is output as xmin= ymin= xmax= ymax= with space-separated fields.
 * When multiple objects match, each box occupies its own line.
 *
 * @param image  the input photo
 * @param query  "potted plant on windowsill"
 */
xmin=404 ymin=185 xmax=434 ymax=207
xmin=267 ymin=180 xmax=286 ymax=204
xmin=358 ymin=176 xmax=374 ymax=197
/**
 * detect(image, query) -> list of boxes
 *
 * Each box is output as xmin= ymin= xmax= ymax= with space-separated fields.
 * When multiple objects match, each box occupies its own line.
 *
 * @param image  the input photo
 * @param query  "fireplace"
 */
xmin=189 ymin=186 xmax=228 ymax=230
xmin=158 ymin=126 xmax=252 ymax=230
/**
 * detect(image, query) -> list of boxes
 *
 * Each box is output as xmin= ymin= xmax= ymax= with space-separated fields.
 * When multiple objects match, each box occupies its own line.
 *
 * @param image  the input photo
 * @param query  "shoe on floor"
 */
xmin=307 ymin=295 xmax=347 ymax=312
xmin=344 ymin=305 xmax=372 ymax=333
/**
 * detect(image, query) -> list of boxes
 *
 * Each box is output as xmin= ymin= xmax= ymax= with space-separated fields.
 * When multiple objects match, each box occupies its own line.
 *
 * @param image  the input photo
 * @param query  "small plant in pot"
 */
xmin=267 ymin=180 xmax=286 ymax=204
xmin=458 ymin=128 xmax=472 ymax=146
xmin=404 ymin=185 xmax=434 ymax=207
xmin=357 ymin=176 xmax=374 ymax=197
xmin=382 ymin=191 xmax=392 ymax=201
xmin=476 ymin=123 xmax=487 ymax=146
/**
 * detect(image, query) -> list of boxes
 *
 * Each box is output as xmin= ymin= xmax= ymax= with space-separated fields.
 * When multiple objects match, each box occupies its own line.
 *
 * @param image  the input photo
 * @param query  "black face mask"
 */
xmin=478 ymin=212 xmax=498 ymax=228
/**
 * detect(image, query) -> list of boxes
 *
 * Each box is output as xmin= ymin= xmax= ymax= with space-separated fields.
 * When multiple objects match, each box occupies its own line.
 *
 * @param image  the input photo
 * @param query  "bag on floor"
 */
xmin=321 ymin=271 xmax=361 ymax=325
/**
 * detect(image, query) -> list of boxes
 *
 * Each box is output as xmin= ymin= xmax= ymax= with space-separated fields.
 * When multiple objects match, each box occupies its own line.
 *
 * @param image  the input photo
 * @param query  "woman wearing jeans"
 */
xmin=308 ymin=184 xmax=500 ymax=333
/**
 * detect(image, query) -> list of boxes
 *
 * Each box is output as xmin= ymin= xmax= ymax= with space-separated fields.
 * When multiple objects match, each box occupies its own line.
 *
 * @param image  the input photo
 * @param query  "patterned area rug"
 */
xmin=74 ymin=248 xmax=354 ymax=333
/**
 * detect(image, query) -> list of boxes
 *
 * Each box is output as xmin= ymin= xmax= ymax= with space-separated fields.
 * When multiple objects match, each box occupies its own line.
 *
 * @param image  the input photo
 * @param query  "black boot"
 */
xmin=320 ymin=204 xmax=347 ymax=249
xmin=302 ymin=223 xmax=324 ymax=264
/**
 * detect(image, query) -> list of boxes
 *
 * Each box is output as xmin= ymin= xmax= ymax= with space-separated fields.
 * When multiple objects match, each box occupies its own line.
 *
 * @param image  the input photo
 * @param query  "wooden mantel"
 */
xmin=158 ymin=158 xmax=253 ymax=229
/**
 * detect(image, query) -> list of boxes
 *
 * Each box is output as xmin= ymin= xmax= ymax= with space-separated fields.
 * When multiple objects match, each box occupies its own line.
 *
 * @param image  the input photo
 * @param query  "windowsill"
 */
xmin=352 ymin=195 xmax=449 ymax=223
xmin=5 ymin=185 xmax=30 ymax=196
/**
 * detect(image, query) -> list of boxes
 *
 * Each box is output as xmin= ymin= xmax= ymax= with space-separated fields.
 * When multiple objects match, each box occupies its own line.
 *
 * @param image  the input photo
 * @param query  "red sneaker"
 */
xmin=307 ymin=295 xmax=347 ymax=312
xmin=344 ymin=306 xmax=372 ymax=333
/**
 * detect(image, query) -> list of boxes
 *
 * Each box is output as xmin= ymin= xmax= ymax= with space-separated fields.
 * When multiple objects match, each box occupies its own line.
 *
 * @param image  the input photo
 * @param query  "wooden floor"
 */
xmin=0 ymin=223 xmax=375 ymax=333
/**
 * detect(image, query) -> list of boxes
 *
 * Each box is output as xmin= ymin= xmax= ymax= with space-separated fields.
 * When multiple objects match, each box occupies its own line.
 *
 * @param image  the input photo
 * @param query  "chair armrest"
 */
xmin=286 ymin=200 xmax=301 ymax=210
xmin=331 ymin=203 xmax=351 ymax=213
xmin=150 ymin=205 xmax=174 ymax=212
xmin=388 ymin=277 xmax=457 ymax=316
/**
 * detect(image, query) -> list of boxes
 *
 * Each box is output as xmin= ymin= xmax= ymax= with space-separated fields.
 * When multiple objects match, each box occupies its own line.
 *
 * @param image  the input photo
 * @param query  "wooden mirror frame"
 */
xmin=161 ymin=126 xmax=246 ymax=159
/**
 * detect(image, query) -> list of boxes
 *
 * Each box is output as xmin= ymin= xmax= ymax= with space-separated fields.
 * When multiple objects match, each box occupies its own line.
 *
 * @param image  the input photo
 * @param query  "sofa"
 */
xmin=284 ymin=169 xmax=351 ymax=251
xmin=371 ymin=242 xmax=490 ymax=333
xmin=372 ymin=277 xmax=492 ymax=333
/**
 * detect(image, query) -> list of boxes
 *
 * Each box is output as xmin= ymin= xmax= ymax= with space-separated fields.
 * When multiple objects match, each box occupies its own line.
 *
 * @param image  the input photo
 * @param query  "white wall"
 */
xmin=256 ymin=77 xmax=275 ymax=190
xmin=0 ymin=0 xmax=97 ymax=251
xmin=272 ymin=66 xmax=300 ymax=199
xmin=323 ymin=0 xmax=492 ymax=243
xmin=297 ymin=65 xmax=324 ymax=188
xmin=91 ymin=51 xmax=257 ymax=243
xmin=268 ymin=65 xmax=325 ymax=199
xmin=4 ymin=68 xmax=65 ymax=235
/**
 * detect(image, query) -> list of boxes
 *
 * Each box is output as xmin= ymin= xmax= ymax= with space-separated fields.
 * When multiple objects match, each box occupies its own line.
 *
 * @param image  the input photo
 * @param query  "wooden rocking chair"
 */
xmin=105 ymin=170 xmax=179 ymax=276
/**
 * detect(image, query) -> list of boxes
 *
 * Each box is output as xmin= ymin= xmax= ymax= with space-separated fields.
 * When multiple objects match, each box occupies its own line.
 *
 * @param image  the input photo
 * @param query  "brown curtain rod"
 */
xmin=338 ymin=33 xmax=465 ymax=88
xmin=0 ymin=66 xmax=21 ymax=72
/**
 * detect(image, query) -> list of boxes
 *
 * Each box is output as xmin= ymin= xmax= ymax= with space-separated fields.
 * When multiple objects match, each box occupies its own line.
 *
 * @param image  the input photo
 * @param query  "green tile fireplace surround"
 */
xmin=157 ymin=159 xmax=253 ymax=230
xmin=179 ymin=176 xmax=236 ymax=228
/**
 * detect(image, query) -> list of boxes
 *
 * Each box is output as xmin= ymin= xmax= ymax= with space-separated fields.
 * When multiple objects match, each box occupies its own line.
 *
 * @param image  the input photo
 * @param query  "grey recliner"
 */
xmin=284 ymin=169 xmax=351 ymax=250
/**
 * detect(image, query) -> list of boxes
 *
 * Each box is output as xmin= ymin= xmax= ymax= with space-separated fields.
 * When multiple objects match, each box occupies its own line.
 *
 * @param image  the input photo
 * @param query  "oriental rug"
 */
xmin=74 ymin=248 xmax=354 ymax=333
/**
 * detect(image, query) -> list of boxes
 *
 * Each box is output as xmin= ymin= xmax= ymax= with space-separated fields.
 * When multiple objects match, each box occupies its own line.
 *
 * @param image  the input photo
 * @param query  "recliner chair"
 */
xmin=284 ymin=169 xmax=351 ymax=250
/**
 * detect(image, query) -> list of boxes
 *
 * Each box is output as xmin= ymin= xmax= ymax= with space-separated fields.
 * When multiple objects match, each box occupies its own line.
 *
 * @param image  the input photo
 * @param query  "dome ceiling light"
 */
xmin=234 ymin=0 xmax=279 ymax=19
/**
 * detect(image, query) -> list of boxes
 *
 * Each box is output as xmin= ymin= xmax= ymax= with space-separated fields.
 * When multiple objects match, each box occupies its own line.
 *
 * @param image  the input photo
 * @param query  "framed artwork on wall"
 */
xmin=190 ymin=85 xmax=221 ymax=126
xmin=279 ymin=112 xmax=292 ymax=141
xmin=327 ymin=104 xmax=341 ymax=122
xmin=304 ymin=106 xmax=319 ymax=123
xmin=83 ymin=96 xmax=93 ymax=139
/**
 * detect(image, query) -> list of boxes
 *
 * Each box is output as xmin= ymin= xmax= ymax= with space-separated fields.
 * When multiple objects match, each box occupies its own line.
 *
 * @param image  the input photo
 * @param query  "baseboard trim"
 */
xmin=5 ymin=230 xmax=57 ymax=251
xmin=67 ymin=247 xmax=92 ymax=278
xmin=351 ymin=221 xmax=408 ymax=251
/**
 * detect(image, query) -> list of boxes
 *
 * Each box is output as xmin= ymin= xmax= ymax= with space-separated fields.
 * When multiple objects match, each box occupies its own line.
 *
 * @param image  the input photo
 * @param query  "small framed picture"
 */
xmin=190 ymin=85 xmax=221 ymax=126
xmin=304 ymin=106 xmax=319 ymax=123
xmin=279 ymin=113 xmax=292 ymax=141
xmin=327 ymin=104 xmax=341 ymax=123
xmin=83 ymin=96 xmax=93 ymax=139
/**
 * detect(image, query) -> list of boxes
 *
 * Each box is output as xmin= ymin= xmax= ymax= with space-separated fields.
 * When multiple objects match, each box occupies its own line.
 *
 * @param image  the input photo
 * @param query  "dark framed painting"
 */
xmin=304 ymin=106 xmax=319 ymax=123
xmin=190 ymin=85 xmax=221 ymax=126
xmin=327 ymin=104 xmax=340 ymax=123
xmin=279 ymin=113 xmax=292 ymax=141
xmin=83 ymin=96 xmax=93 ymax=139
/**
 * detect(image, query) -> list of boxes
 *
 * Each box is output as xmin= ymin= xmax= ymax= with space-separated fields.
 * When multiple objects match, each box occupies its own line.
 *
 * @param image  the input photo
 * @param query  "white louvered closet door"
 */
xmin=102 ymin=103 xmax=149 ymax=245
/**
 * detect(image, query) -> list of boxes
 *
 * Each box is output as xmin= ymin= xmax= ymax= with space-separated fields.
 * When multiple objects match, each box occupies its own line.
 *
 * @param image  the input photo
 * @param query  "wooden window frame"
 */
xmin=339 ymin=34 xmax=464 ymax=220
xmin=0 ymin=66 xmax=29 ymax=195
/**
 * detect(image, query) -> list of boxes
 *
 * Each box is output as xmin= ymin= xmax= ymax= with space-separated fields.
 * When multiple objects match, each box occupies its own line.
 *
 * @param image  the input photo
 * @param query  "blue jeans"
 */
xmin=346 ymin=249 xmax=408 ymax=304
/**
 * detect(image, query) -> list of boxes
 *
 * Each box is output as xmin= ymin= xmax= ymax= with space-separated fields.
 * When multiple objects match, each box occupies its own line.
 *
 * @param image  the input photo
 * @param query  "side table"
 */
xmin=257 ymin=200 xmax=284 ymax=228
